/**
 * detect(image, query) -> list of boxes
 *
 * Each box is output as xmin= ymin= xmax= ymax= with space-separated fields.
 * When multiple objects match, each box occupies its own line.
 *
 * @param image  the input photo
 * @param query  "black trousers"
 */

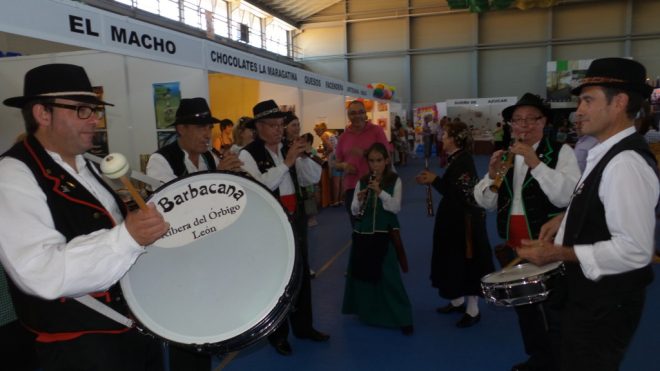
xmin=498 ymin=245 xmax=561 ymax=371
xmin=514 ymin=301 xmax=561 ymax=371
xmin=169 ymin=345 xmax=211 ymax=371
xmin=0 ymin=320 xmax=39 ymax=371
xmin=269 ymin=211 xmax=315 ymax=344
xmin=35 ymin=329 xmax=163 ymax=371
xmin=560 ymin=288 xmax=645 ymax=371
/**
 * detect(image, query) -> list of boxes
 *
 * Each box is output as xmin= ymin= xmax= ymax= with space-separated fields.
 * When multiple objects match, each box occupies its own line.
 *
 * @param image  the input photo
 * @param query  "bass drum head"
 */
xmin=120 ymin=171 xmax=296 ymax=352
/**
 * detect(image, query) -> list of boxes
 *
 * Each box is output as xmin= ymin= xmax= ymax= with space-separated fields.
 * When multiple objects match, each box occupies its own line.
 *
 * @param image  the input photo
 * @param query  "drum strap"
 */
xmin=73 ymin=295 xmax=134 ymax=328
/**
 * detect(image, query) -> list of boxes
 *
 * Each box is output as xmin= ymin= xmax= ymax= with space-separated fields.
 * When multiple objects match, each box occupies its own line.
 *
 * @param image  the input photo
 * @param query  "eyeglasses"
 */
xmin=47 ymin=103 xmax=105 ymax=120
xmin=511 ymin=116 xmax=542 ymax=126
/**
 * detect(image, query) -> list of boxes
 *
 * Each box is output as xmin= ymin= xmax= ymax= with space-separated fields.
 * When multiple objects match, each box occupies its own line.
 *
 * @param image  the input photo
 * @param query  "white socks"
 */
xmin=466 ymin=296 xmax=479 ymax=317
xmin=450 ymin=297 xmax=465 ymax=307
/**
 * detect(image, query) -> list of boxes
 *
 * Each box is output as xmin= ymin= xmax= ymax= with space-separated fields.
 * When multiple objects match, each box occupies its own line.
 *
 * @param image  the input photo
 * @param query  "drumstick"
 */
xmin=505 ymin=256 xmax=522 ymax=269
xmin=101 ymin=153 xmax=148 ymax=211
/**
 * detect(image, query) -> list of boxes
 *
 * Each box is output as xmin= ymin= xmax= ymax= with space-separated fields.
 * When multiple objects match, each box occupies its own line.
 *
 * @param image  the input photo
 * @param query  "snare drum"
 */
xmin=481 ymin=261 xmax=564 ymax=307
xmin=120 ymin=171 xmax=298 ymax=353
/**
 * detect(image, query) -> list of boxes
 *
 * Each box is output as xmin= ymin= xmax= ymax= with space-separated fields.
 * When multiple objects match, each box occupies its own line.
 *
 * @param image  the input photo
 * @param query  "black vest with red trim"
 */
xmin=2 ymin=135 xmax=131 ymax=336
xmin=496 ymin=137 xmax=564 ymax=240
xmin=156 ymin=140 xmax=215 ymax=177
xmin=561 ymin=132 xmax=656 ymax=303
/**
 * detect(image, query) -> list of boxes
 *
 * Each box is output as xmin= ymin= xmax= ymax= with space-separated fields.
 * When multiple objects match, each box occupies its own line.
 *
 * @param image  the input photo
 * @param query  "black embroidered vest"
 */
xmin=496 ymin=137 xmax=564 ymax=240
xmin=242 ymin=138 xmax=302 ymax=200
xmin=157 ymin=140 xmax=215 ymax=177
xmin=3 ymin=135 xmax=130 ymax=335
xmin=562 ymin=132 xmax=656 ymax=302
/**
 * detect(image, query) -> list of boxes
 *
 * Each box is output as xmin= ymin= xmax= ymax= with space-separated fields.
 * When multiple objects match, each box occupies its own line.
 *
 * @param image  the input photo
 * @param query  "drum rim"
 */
xmin=121 ymin=170 xmax=297 ymax=351
xmin=481 ymin=261 xmax=563 ymax=284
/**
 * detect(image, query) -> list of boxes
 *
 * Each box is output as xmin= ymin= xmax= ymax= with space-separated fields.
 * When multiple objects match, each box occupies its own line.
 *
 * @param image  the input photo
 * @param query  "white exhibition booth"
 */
xmin=0 ymin=0 xmax=401 ymax=170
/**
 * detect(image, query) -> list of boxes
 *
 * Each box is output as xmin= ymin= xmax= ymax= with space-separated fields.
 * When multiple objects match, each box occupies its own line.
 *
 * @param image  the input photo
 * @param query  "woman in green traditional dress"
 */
xmin=342 ymin=143 xmax=413 ymax=335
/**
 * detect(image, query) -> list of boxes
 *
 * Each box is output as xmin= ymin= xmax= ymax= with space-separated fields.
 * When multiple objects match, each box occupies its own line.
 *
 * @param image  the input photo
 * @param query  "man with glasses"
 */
xmin=474 ymin=93 xmax=580 ymax=371
xmin=238 ymin=100 xmax=328 ymax=356
xmin=0 ymin=63 xmax=169 ymax=370
xmin=335 ymin=100 xmax=391 ymax=226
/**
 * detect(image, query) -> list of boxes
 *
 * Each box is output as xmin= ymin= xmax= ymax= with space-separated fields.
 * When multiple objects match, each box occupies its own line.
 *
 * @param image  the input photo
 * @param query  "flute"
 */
xmin=489 ymin=135 xmax=523 ymax=193
xmin=425 ymin=158 xmax=434 ymax=217
xmin=356 ymin=172 xmax=376 ymax=220
xmin=211 ymin=147 xmax=224 ymax=160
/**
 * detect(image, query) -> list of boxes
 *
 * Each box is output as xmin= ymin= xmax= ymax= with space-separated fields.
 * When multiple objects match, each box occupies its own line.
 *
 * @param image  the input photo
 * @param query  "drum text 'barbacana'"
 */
xmin=158 ymin=183 xmax=244 ymax=213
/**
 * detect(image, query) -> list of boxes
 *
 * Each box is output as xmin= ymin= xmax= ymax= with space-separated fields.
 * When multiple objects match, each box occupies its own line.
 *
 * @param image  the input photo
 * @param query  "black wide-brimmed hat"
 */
xmin=3 ymin=63 xmax=113 ymax=108
xmin=170 ymin=97 xmax=221 ymax=126
xmin=502 ymin=93 xmax=552 ymax=122
xmin=571 ymin=57 xmax=653 ymax=98
xmin=246 ymin=99 xmax=287 ymax=129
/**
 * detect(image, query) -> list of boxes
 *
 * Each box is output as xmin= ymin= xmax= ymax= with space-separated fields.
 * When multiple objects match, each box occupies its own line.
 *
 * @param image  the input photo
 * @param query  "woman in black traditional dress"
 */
xmin=416 ymin=121 xmax=494 ymax=328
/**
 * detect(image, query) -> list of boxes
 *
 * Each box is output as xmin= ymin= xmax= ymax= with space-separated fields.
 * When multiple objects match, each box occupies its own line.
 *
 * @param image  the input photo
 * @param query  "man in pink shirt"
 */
xmin=335 ymin=100 xmax=391 ymax=225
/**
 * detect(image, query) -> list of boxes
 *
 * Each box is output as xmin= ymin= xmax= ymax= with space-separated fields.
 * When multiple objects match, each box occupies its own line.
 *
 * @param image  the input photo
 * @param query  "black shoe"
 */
xmin=436 ymin=303 xmax=466 ymax=314
xmin=511 ymin=361 xmax=531 ymax=371
xmin=401 ymin=325 xmax=414 ymax=335
xmin=295 ymin=329 xmax=330 ymax=342
xmin=456 ymin=313 xmax=481 ymax=328
xmin=270 ymin=339 xmax=292 ymax=356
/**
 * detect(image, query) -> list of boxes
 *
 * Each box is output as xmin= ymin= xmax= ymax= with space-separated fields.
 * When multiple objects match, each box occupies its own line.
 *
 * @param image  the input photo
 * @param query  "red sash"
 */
xmin=507 ymin=215 xmax=530 ymax=249
xmin=280 ymin=194 xmax=297 ymax=214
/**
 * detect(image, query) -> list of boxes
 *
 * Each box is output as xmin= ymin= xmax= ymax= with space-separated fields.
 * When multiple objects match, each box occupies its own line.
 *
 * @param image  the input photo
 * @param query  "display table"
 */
xmin=472 ymin=136 xmax=494 ymax=155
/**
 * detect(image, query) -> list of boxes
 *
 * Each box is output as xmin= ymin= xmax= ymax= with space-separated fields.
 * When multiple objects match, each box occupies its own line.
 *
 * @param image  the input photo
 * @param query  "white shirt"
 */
xmin=351 ymin=177 xmax=402 ymax=215
xmin=0 ymin=152 xmax=143 ymax=300
xmin=238 ymin=143 xmax=321 ymax=194
xmin=146 ymin=147 xmax=219 ymax=184
xmin=474 ymin=142 xmax=581 ymax=214
xmin=555 ymin=127 xmax=659 ymax=281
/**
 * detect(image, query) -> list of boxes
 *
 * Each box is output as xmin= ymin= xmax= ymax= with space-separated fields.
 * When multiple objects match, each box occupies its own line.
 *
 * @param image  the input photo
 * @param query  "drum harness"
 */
xmin=74 ymin=154 xmax=164 ymax=330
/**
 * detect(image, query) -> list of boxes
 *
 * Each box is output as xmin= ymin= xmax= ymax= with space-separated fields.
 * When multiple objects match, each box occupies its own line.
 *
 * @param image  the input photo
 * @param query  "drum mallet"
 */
xmin=505 ymin=257 xmax=523 ymax=269
xmin=101 ymin=153 xmax=148 ymax=211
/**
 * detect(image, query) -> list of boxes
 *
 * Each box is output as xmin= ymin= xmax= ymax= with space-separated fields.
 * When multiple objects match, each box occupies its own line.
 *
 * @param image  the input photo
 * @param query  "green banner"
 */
xmin=448 ymin=0 xmax=516 ymax=12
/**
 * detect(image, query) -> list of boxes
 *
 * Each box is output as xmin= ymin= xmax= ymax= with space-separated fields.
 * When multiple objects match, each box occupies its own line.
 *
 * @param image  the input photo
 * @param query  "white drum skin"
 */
xmin=120 ymin=171 xmax=297 ymax=353
xmin=481 ymin=262 xmax=565 ymax=307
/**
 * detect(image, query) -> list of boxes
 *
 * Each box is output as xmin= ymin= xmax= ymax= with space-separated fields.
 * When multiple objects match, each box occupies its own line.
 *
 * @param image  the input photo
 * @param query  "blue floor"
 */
xmin=213 ymin=154 xmax=660 ymax=371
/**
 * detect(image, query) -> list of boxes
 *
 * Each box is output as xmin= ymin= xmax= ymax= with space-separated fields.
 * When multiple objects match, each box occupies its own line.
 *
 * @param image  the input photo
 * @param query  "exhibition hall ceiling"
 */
xmin=253 ymin=0 xmax=601 ymax=25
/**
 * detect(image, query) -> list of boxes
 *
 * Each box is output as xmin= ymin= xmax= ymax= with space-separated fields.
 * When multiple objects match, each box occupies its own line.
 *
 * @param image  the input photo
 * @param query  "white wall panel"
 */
xmin=297 ymin=26 xmax=345 ymax=57
xmin=633 ymin=0 xmax=660 ymax=34
xmin=479 ymin=8 xmax=548 ymax=44
xmin=632 ymin=39 xmax=660 ymax=79
xmin=349 ymin=18 xmax=408 ymax=53
xmin=349 ymin=57 xmax=407 ymax=102
xmin=411 ymin=13 xmax=475 ymax=49
xmin=479 ymin=47 xmax=546 ymax=98
xmin=303 ymin=60 xmax=347 ymax=81
xmin=553 ymin=1 xmax=627 ymax=39
xmin=553 ymin=42 xmax=625 ymax=61
xmin=412 ymin=53 xmax=473 ymax=103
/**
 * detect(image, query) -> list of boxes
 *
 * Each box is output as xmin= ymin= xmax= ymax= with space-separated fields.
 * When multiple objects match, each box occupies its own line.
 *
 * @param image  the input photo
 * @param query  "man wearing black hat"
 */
xmin=238 ymin=99 xmax=328 ymax=356
xmin=0 ymin=63 xmax=169 ymax=370
xmin=146 ymin=97 xmax=242 ymax=185
xmin=518 ymin=58 xmax=659 ymax=371
xmin=474 ymin=93 xmax=580 ymax=371
xmin=147 ymin=97 xmax=241 ymax=371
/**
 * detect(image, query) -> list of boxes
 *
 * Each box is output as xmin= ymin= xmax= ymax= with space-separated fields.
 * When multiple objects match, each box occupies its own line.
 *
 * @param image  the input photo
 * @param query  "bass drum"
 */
xmin=120 ymin=171 xmax=298 ymax=353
